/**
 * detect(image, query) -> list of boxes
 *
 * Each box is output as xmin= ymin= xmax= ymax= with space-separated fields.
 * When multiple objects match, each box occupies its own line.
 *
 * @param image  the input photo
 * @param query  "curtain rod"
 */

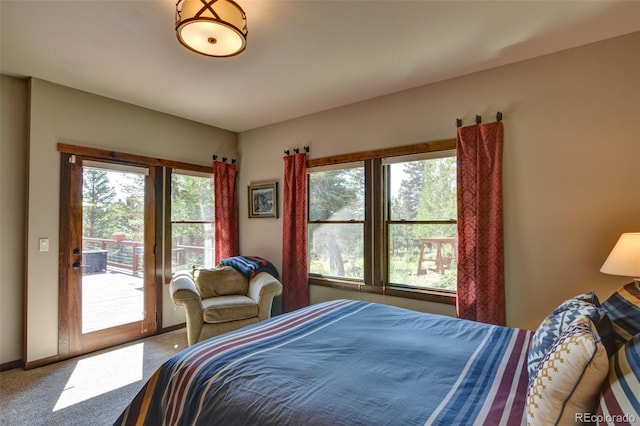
xmin=212 ymin=154 xmax=236 ymax=164
xmin=284 ymin=146 xmax=310 ymax=156
xmin=456 ymin=111 xmax=503 ymax=128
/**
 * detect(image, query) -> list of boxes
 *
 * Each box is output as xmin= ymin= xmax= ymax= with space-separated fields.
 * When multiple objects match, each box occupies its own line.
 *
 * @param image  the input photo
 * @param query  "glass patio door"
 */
xmin=81 ymin=161 xmax=147 ymax=333
xmin=60 ymin=155 xmax=158 ymax=357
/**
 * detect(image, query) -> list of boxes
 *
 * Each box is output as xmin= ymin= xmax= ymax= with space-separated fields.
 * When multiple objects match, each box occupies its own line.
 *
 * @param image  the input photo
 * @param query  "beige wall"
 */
xmin=238 ymin=33 xmax=640 ymax=330
xmin=0 ymin=75 xmax=29 ymax=364
xmin=21 ymin=78 xmax=237 ymax=364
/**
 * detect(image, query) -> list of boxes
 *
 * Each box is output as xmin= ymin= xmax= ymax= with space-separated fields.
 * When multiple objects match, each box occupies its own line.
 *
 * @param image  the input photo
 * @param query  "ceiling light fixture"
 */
xmin=175 ymin=0 xmax=247 ymax=57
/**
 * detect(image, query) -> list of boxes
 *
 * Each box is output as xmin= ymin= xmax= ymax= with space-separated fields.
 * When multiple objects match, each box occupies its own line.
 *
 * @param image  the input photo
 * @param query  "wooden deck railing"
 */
xmin=82 ymin=237 xmax=206 ymax=275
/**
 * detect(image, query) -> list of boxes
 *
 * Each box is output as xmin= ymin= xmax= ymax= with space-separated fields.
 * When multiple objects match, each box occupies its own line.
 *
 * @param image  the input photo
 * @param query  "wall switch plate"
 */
xmin=39 ymin=238 xmax=49 ymax=252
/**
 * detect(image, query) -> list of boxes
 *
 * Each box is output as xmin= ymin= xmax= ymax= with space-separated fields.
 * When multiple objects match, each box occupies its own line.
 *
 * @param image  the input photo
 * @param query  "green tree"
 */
xmin=115 ymin=174 xmax=145 ymax=241
xmin=395 ymin=161 xmax=424 ymax=220
xmin=309 ymin=168 xmax=364 ymax=277
xmin=169 ymin=173 xmax=215 ymax=271
xmin=415 ymin=156 xmax=456 ymax=238
xmin=309 ymin=169 xmax=363 ymax=221
xmin=389 ymin=161 xmax=425 ymax=257
xmin=172 ymin=174 xmax=213 ymax=221
xmin=83 ymin=169 xmax=116 ymax=238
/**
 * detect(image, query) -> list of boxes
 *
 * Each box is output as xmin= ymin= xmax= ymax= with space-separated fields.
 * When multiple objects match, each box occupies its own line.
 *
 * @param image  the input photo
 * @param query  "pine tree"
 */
xmin=309 ymin=168 xmax=364 ymax=277
xmin=82 ymin=169 xmax=116 ymax=239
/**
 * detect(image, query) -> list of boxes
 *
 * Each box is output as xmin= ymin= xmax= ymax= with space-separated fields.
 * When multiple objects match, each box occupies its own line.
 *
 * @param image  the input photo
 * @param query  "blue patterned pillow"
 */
xmin=602 ymin=282 xmax=640 ymax=350
xmin=527 ymin=317 xmax=609 ymax=425
xmin=528 ymin=292 xmax=610 ymax=380
xmin=596 ymin=333 xmax=640 ymax=424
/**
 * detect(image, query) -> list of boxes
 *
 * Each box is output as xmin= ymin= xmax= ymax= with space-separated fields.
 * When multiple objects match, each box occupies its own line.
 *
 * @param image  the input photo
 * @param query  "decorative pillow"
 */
xmin=595 ymin=333 xmax=640 ymax=426
xmin=526 ymin=316 xmax=609 ymax=425
xmin=192 ymin=266 xmax=248 ymax=299
xmin=602 ymin=282 xmax=640 ymax=349
xmin=528 ymin=292 xmax=612 ymax=379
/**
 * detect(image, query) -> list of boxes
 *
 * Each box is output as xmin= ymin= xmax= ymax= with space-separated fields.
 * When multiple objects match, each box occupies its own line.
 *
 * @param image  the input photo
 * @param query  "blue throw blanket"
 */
xmin=218 ymin=256 xmax=279 ymax=279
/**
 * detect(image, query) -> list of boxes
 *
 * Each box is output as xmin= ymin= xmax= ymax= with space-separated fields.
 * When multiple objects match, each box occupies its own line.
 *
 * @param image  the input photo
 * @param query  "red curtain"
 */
xmin=214 ymin=161 xmax=239 ymax=264
xmin=456 ymin=121 xmax=506 ymax=326
xmin=282 ymin=153 xmax=308 ymax=312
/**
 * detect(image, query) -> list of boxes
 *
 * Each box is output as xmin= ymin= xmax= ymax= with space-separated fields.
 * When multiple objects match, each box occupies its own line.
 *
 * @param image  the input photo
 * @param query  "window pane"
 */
xmin=389 ymin=156 xmax=456 ymax=221
xmin=171 ymin=173 xmax=214 ymax=221
xmin=309 ymin=168 xmax=364 ymax=221
xmin=172 ymin=223 xmax=214 ymax=271
xmin=171 ymin=172 xmax=214 ymax=274
xmin=82 ymin=168 xmax=145 ymax=240
xmin=309 ymin=223 xmax=363 ymax=279
xmin=388 ymin=224 xmax=457 ymax=291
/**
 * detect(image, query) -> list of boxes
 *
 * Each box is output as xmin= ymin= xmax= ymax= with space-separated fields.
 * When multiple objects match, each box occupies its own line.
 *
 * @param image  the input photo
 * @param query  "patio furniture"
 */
xmin=416 ymin=237 xmax=457 ymax=275
xmin=82 ymin=249 xmax=108 ymax=273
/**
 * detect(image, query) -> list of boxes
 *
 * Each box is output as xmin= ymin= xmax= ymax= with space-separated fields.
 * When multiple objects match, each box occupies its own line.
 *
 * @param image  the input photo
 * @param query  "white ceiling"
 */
xmin=2 ymin=1 xmax=639 ymax=132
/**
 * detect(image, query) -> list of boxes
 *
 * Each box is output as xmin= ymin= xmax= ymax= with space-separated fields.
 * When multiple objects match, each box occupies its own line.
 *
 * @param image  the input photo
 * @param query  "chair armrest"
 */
xmin=169 ymin=272 xmax=201 ymax=305
xmin=248 ymin=272 xmax=283 ymax=321
xmin=170 ymin=273 xmax=204 ymax=346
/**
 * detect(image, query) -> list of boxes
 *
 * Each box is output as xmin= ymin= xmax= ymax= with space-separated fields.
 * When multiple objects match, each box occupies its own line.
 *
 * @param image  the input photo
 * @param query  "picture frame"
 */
xmin=248 ymin=181 xmax=278 ymax=218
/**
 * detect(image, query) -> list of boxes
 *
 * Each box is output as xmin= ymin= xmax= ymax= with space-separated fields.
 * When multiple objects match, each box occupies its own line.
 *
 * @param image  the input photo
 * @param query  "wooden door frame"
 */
xmin=58 ymin=151 xmax=160 ymax=359
xmin=56 ymin=142 xmax=211 ymax=361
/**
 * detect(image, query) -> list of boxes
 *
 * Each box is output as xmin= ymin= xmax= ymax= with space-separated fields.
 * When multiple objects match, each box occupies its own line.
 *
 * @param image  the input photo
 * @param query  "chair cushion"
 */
xmin=193 ymin=266 xmax=249 ymax=299
xmin=202 ymin=295 xmax=258 ymax=323
xmin=602 ymin=281 xmax=640 ymax=350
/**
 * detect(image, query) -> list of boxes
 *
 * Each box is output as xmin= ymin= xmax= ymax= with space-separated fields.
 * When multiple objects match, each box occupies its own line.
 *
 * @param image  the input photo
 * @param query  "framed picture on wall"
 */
xmin=248 ymin=181 xmax=278 ymax=218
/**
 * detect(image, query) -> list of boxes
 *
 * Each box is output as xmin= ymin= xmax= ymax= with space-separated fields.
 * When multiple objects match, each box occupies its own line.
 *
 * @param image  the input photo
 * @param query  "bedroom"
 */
xmin=1 ymin=1 xmax=639 ymax=421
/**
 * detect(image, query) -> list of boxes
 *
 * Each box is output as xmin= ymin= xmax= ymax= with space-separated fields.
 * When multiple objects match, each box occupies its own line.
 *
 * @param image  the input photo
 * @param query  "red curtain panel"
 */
xmin=456 ymin=121 xmax=506 ymax=326
xmin=282 ymin=153 xmax=309 ymax=312
xmin=214 ymin=161 xmax=239 ymax=264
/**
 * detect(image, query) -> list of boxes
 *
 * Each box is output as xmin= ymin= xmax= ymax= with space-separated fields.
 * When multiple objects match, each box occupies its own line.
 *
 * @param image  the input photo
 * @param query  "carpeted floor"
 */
xmin=0 ymin=329 xmax=188 ymax=426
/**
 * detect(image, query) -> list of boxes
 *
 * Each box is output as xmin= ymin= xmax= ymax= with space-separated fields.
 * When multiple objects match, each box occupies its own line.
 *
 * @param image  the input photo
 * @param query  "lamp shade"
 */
xmin=176 ymin=0 xmax=247 ymax=57
xmin=600 ymin=232 xmax=640 ymax=278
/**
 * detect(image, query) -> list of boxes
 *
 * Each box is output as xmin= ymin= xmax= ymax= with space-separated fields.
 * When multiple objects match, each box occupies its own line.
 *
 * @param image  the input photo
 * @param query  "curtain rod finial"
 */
xmin=496 ymin=111 xmax=503 ymax=121
xmin=456 ymin=118 xmax=462 ymax=128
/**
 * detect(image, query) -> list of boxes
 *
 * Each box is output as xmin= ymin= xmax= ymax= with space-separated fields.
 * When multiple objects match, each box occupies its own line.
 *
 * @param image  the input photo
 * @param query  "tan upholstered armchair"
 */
xmin=170 ymin=266 xmax=283 ymax=346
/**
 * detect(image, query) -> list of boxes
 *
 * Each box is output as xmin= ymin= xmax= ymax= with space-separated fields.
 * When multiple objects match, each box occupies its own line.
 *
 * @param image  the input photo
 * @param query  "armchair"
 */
xmin=170 ymin=267 xmax=283 ymax=346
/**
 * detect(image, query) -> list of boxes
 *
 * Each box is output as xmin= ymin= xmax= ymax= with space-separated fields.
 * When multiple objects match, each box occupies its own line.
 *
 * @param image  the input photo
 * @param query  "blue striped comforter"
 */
xmin=117 ymin=300 xmax=531 ymax=425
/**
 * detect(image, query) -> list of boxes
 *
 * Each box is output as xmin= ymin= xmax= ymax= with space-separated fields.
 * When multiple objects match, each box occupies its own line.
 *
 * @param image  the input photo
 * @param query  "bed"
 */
xmin=117 ymin=282 xmax=640 ymax=426
xmin=116 ymin=299 xmax=532 ymax=425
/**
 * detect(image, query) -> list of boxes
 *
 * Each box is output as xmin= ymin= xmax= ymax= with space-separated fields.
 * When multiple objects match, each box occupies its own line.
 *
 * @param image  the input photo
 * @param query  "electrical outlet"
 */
xmin=39 ymin=238 xmax=49 ymax=252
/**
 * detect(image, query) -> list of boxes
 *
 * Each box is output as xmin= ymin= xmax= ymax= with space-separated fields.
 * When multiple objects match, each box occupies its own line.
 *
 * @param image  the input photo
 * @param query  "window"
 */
xmin=170 ymin=170 xmax=214 ymax=273
xmin=308 ymin=164 xmax=365 ymax=280
xmin=307 ymin=140 xmax=457 ymax=302
xmin=386 ymin=151 xmax=457 ymax=291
